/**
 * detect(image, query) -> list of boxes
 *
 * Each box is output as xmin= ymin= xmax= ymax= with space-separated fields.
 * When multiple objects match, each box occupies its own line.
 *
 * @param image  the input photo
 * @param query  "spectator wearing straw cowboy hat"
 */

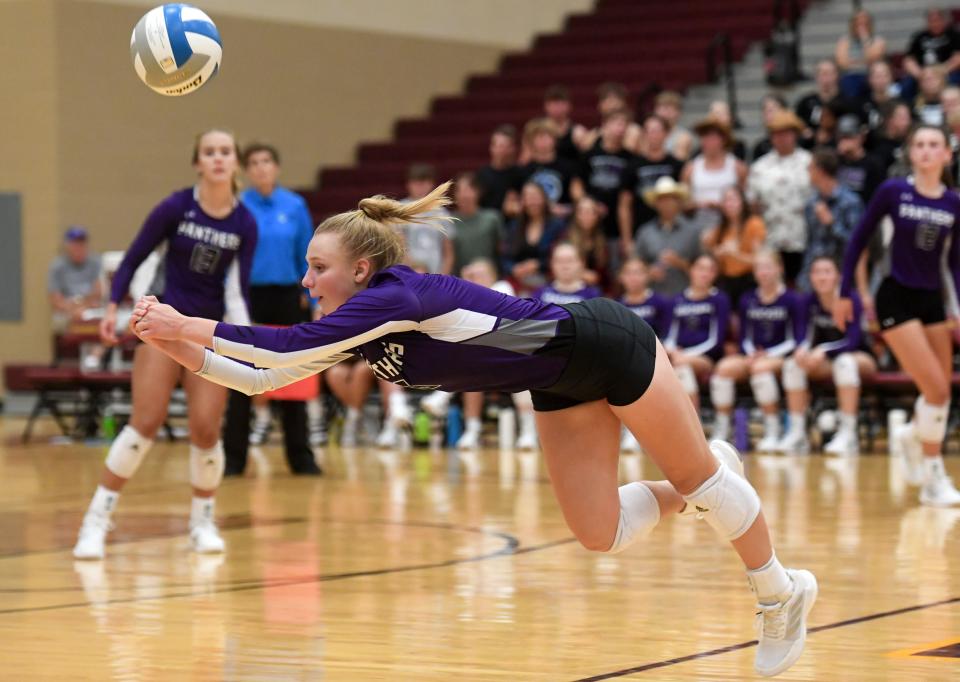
xmin=634 ymin=177 xmax=702 ymax=296
xmin=747 ymin=110 xmax=813 ymax=284
xmin=682 ymin=114 xmax=747 ymax=230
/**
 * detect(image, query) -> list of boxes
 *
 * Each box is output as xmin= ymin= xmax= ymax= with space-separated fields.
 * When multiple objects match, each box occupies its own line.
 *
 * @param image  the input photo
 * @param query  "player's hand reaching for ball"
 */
xmin=131 ymin=296 xmax=187 ymax=341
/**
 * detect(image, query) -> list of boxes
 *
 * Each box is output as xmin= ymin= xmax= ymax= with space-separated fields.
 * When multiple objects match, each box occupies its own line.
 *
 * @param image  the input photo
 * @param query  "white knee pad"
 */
xmin=605 ymin=482 xmax=661 ymax=553
xmin=682 ymin=463 xmax=761 ymax=541
xmin=832 ymin=353 xmax=860 ymax=388
xmin=782 ymin=357 xmax=808 ymax=391
xmin=675 ymin=364 xmax=698 ymax=395
xmin=190 ymin=442 xmax=225 ymax=491
xmin=749 ymin=371 xmax=780 ymax=406
xmin=710 ymin=375 xmax=735 ymax=409
xmin=512 ymin=390 xmax=533 ymax=410
xmin=914 ymin=396 xmax=950 ymax=443
xmin=104 ymin=425 xmax=153 ymax=479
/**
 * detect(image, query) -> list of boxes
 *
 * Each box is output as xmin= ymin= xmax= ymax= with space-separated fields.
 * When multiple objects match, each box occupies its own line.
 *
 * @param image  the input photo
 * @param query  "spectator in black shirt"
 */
xmin=542 ymin=84 xmax=586 ymax=163
xmin=834 ymin=115 xmax=885 ymax=202
xmin=476 ymin=124 xmax=521 ymax=217
xmin=501 ymin=181 xmax=568 ymax=294
xmin=752 ymin=94 xmax=790 ymax=161
xmin=795 ymin=59 xmax=843 ymax=146
xmin=518 ymin=118 xmax=583 ymax=216
xmin=618 ymin=114 xmax=684 ymax=257
xmin=866 ymin=100 xmax=913 ymax=173
xmin=859 ymin=60 xmax=903 ymax=131
xmin=914 ymin=65 xmax=948 ymax=125
xmin=580 ymin=109 xmax=634 ymax=264
xmin=901 ymin=8 xmax=960 ymax=101
xmin=575 ymin=82 xmax=644 ymax=154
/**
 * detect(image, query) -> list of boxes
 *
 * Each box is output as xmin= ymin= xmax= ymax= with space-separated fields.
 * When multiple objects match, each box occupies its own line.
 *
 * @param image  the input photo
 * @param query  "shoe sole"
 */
xmin=72 ymin=551 xmax=104 ymax=560
xmin=756 ymin=569 xmax=818 ymax=678
xmin=919 ymin=493 xmax=960 ymax=508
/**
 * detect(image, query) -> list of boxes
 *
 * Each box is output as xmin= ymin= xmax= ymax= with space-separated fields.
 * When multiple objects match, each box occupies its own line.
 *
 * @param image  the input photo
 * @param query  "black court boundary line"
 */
xmin=572 ymin=595 xmax=960 ymax=680
xmin=0 ymin=520 xmax=576 ymax=615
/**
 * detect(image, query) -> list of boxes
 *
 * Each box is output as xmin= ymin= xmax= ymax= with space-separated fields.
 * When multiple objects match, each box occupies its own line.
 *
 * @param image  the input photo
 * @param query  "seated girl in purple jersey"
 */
xmin=617 ymin=257 xmax=670 ymax=339
xmin=420 ymin=258 xmax=540 ymax=450
xmin=129 ymin=182 xmax=817 ymax=677
xmin=779 ymin=257 xmax=876 ymax=455
xmin=534 ymin=243 xmax=602 ymax=306
xmin=836 ymin=124 xmax=960 ymax=505
xmin=710 ymin=251 xmax=803 ymax=449
xmin=664 ymin=255 xmax=732 ymax=410
xmin=73 ymin=129 xmax=258 ymax=561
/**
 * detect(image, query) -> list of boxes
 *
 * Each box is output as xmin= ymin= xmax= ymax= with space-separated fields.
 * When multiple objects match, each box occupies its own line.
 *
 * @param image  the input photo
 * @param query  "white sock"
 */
xmin=88 ymin=485 xmax=119 ymax=518
xmin=253 ymin=404 xmax=271 ymax=425
xmin=465 ymin=417 xmax=482 ymax=434
xmin=715 ymin=412 xmax=731 ymax=431
xmin=191 ymin=496 xmax=215 ymax=526
xmin=746 ymin=553 xmax=792 ymax=605
xmin=344 ymin=406 xmax=360 ymax=424
xmin=923 ymin=455 xmax=946 ymax=483
xmin=519 ymin=411 xmax=536 ymax=436
xmin=789 ymin=412 xmax=806 ymax=433
xmin=306 ymin=398 xmax=323 ymax=422
xmin=840 ymin=413 xmax=857 ymax=435
xmin=763 ymin=414 xmax=780 ymax=438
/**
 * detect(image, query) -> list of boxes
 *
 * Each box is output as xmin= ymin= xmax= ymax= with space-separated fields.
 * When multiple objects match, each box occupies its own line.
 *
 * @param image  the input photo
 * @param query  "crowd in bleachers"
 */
xmin=41 ymin=7 xmax=960 ymax=457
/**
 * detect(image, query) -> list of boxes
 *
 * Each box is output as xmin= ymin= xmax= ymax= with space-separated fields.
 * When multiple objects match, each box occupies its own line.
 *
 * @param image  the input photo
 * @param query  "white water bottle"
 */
xmin=498 ymin=408 xmax=516 ymax=450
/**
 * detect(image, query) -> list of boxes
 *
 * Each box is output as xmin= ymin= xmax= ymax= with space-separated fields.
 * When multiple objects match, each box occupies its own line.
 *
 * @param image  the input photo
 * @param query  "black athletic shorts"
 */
xmin=530 ymin=298 xmax=658 ymax=412
xmin=875 ymin=276 xmax=946 ymax=331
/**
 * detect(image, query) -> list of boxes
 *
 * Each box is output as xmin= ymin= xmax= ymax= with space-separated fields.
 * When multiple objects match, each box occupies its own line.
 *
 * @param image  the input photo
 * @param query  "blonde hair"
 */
xmin=315 ymin=181 xmax=453 ymax=272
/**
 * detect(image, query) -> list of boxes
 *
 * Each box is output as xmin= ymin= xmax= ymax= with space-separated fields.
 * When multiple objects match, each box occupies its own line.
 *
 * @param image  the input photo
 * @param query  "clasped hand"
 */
xmin=130 ymin=296 xmax=186 ymax=341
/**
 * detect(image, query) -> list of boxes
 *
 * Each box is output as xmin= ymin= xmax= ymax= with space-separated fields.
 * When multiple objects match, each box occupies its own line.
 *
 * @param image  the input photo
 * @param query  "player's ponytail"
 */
xmin=316 ymin=182 xmax=453 ymax=272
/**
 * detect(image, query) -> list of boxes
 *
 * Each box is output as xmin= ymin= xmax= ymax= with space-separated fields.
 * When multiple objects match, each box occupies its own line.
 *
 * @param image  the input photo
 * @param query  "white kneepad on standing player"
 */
xmin=605 ymin=482 xmax=661 ymax=553
xmin=675 ymin=364 xmax=698 ymax=395
xmin=749 ymin=371 xmax=780 ymax=405
xmin=190 ymin=442 xmax=225 ymax=491
xmin=682 ymin=463 xmax=761 ymax=541
xmin=914 ymin=396 xmax=950 ymax=443
xmin=831 ymin=353 xmax=860 ymax=387
xmin=104 ymin=425 xmax=154 ymax=479
xmin=781 ymin=357 xmax=808 ymax=391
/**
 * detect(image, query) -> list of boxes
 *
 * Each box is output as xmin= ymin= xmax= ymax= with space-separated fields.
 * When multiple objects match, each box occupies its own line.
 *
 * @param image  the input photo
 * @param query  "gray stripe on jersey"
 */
xmin=461 ymin=318 xmax=559 ymax=355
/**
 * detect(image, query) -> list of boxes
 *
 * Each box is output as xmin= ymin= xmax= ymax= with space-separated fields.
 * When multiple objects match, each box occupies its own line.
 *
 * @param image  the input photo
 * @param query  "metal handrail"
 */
xmin=705 ymin=32 xmax=742 ymax=128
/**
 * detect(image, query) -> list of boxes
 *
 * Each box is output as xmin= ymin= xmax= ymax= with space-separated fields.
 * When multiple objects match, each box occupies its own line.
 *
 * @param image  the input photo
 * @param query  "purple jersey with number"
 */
xmin=798 ymin=292 xmax=864 ymax=357
xmin=663 ymin=289 xmax=731 ymax=359
xmin=210 ymin=265 xmax=572 ymax=393
xmin=110 ymin=188 xmax=258 ymax=319
xmin=619 ymin=292 xmax=670 ymax=337
xmin=739 ymin=288 xmax=803 ymax=357
xmin=535 ymin=283 xmax=601 ymax=305
xmin=840 ymin=177 xmax=960 ymax=296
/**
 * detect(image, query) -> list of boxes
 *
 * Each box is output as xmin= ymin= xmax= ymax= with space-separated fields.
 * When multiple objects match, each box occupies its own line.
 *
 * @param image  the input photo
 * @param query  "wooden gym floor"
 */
xmin=1 ymin=416 xmax=959 ymax=681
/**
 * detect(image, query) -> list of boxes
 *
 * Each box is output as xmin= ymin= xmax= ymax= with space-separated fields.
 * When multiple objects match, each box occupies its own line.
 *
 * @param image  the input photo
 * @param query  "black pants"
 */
xmin=223 ymin=285 xmax=317 ymax=474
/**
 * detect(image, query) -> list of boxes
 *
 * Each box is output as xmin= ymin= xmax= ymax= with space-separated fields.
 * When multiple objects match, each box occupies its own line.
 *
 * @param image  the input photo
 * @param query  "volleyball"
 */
xmin=130 ymin=4 xmax=222 ymax=96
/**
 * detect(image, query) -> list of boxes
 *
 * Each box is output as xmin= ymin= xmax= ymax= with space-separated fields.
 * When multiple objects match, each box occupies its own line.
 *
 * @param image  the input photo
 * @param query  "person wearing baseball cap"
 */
xmin=48 ymin=225 xmax=102 ymax=332
xmin=834 ymin=114 xmax=886 ymax=202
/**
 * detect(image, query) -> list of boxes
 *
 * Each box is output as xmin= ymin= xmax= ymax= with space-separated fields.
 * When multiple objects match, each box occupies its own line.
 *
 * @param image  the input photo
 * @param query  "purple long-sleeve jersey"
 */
xmin=619 ymin=292 xmax=670 ymax=338
xmin=663 ymin=289 xmax=731 ymax=359
xmin=111 ymin=188 xmax=258 ymax=319
xmin=840 ymin=177 xmax=960 ymax=297
xmin=209 ymin=266 xmax=572 ymax=393
xmin=739 ymin=288 xmax=803 ymax=357
xmin=798 ymin=292 xmax=864 ymax=357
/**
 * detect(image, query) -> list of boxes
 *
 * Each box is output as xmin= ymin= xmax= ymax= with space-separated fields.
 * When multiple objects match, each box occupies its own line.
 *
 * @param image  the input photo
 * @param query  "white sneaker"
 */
xmin=340 ymin=418 xmax=359 ymax=447
xmin=388 ymin=392 xmax=412 ymax=426
xmin=754 ymin=568 xmax=818 ymax=677
xmin=775 ymin=430 xmax=809 ymax=455
xmin=895 ymin=424 xmax=924 ymax=486
xmin=190 ymin=521 xmax=226 ymax=554
xmin=516 ymin=428 xmax=538 ymax=451
xmin=73 ymin=514 xmax=112 ymax=560
xmin=680 ymin=440 xmax=744 ymax=517
xmin=755 ymin=433 xmax=781 ymax=453
xmin=456 ymin=428 xmax=480 ymax=450
xmin=824 ymin=429 xmax=858 ymax=457
xmin=420 ymin=391 xmax=451 ymax=417
xmin=249 ymin=419 xmax=271 ymax=445
xmin=920 ymin=472 xmax=960 ymax=507
xmin=620 ymin=429 xmax=642 ymax=453
xmin=375 ymin=423 xmax=399 ymax=449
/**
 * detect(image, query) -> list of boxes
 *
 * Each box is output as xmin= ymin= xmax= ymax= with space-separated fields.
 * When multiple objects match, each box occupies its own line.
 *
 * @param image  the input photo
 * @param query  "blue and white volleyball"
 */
xmin=130 ymin=4 xmax=222 ymax=96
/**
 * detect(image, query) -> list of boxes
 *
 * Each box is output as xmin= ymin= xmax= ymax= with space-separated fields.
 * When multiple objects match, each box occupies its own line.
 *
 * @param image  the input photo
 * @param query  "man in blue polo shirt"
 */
xmin=222 ymin=143 xmax=321 ymax=475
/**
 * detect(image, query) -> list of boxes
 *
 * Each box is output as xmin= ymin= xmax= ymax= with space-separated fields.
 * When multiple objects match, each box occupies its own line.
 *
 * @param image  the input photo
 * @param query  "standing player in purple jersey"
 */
xmin=73 ymin=130 xmax=258 ymax=560
xmin=836 ymin=125 xmax=960 ymax=503
xmin=129 ymin=183 xmax=818 ymax=678
xmin=781 ymin=258 xmax=877 ymax=456
xmin=663 ymin=255 xmax=732 ymax=411
xmin=534 ymin=243 xmax=601 ymax=306
xmin=709 ymin=251 xmax=803 ymax=448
